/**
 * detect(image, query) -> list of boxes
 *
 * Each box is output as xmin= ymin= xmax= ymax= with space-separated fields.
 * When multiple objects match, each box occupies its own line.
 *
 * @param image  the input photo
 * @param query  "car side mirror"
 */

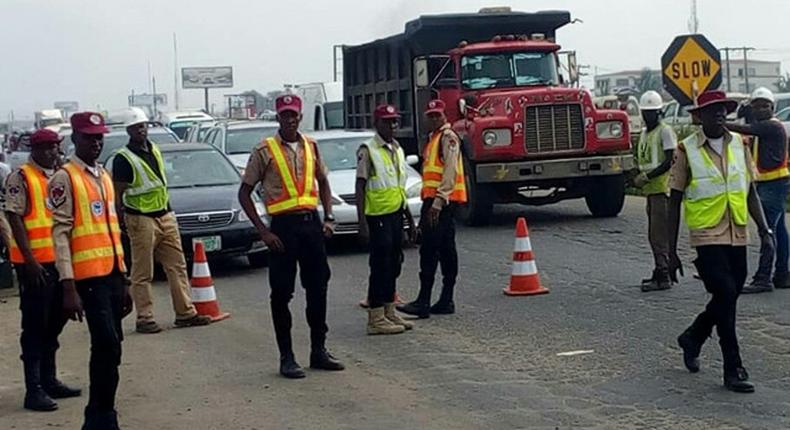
xmin=405 ymin=155 xmax=419 ymax=166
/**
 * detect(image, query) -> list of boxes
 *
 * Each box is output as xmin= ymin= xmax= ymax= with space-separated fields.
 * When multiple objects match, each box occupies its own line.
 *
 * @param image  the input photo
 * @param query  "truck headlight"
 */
xmin=482 ymin=128 xmax=512 ymax=146
xmin=406 ymin=182 xmax=422 ymax=199
xmin=596 ymin=121 xmax=624 ymax=139
xmin=238 ymin=202 xmax=265 ymax=222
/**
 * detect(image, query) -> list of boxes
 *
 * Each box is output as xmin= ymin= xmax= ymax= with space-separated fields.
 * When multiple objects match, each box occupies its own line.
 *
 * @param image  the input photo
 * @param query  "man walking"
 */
xmin=631 ymin=91 xmax=677 ymax=292
xmin=50 ymin=112 xmax=132 ymax=428
xmin=238 ymin=95 xmax=344 ymax=379
xmin=399 ymin=100 xmax=466 ymax=318
xmin=727 ymin=87 xmax=790 ymax=293
xmin=6 ymin=129 xmax=80 ymax=411
xmin=356 ymin=104 xmax=417 ymax=335
xmin=668 ymin=91 xmax=772 ymax=393
xmin=111 ymin=107 xmax=211 ymax=333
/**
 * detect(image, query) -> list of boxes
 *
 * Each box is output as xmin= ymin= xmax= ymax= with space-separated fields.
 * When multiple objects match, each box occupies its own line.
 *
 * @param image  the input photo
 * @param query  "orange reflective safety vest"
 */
xmin=421 ymin=128 xmax=467 ymax=203
xmin=63 ymin=162 xmax=126 ymax=281
xmin=9 ymin=163 xmax=55 ymax=264
xmin=264 ymin=136 xmax=319 ymax=215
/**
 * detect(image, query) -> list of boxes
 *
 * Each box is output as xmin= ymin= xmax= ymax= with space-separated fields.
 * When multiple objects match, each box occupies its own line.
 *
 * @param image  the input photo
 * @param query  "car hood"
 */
xmin=327 ymin=168 xmax=421 ymax=195
xmin=168 ymin=183 xmax=239 ymax=214
xmin=228 ymin=153 xmax=249 ymax=170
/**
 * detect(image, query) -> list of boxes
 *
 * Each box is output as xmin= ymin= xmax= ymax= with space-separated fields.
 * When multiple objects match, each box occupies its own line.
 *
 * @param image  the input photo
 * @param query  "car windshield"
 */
xmin=226 ymin=126 xmax=278 ymax=154
xmin=461 ymin=51 xmax=558 ymax=90
xmin=778 ymin=108 xmax=790 ymax=122
xmin=324 ymin=101 xmax=344 ymax=129
xmin=98 ymin=129 xmax=179 ymax=163
xmin=168 ymin=121 xmax=193 ymax=139
xmin=317 ymin=136 xmax=371 ymax=171
xmin=148 ymin=129 xmax=180 ymax=144
xmin=163 ymin=149 xmax=240 ymax=188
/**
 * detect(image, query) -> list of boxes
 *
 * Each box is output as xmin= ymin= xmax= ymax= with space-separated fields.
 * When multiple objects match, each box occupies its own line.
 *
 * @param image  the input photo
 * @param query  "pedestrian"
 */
xmin=631 ymin=91 xmax=677 ymax=292
xmin=356 ymin=104 xmax=417 ymax=335
xmin=5 ymin=129 xmax=81 ymax=412
xmin=726 ymin=87 xmax=790 ymax=294
xmin=238 ymin=94 xmax=344 ymax=379
xmin=49 ymin=112 xmax=132 ymax=428
xmin=668 ymin=91 xmax=772 ymax=393
xmin=111 ymin=107 xmax=212 ymax=332
xmin=398 ymin=100 xmax=466 ymax=318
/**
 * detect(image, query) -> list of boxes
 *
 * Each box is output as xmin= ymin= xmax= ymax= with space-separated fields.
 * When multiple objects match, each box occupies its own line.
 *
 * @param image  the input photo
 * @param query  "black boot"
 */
xmin=41 ymin=354 xmax=81 ymax=399
xmin=279 ymin=354 xmax=306 ymax=379
xmin=430 ymin=301 xmax=456 ymax=315
xmin=677 ymin=330 xmax=701 ymax=373
xmin=310 ymin=349 xmax=345 ymax=371
xmin=724 ymin=367 xmax=755 ymax=393
xmin=23 ymin=360 xmax=58 ymax=412
xmin=83 ymin=409 xmax=120 ymax=430
xmin=397 ymin=301 xmax=431 ymax=318
xmin=641 ymin=269 xmax=671 ymax=292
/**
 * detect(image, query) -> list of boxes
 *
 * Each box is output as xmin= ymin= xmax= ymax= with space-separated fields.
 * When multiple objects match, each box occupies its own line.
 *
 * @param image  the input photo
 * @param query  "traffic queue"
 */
xmin=4 ymin=85 xmax=789 ymax=429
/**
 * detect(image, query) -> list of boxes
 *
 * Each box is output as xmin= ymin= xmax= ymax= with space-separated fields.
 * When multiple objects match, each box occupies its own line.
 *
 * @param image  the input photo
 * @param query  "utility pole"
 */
xmin=152 ymin=76 xmax=158 ymax=120
xmin=720 ymin=47 xmax=733 ymax=92
xmin=743 ymin=47 xmax=755 ymax=93
xmin=147 ymin=60 xmax=152 ymax=94
xmin=688 ymin=0 xmax=699 ymax=34
xmin=173 ymin=33 xmax=180 ymax=110
xmin=720 ymin=47 xmax=755 ymax=93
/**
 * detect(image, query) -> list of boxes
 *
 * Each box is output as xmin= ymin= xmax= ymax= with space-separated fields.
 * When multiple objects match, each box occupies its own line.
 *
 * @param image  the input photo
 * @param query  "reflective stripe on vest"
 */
xmin=683 ymin=133 xmax=749 ymax=230
xmin=264 ymin=137 xmax=319 ymax=215
xmin=636 ymin=123 xmax=672 ymax=195
xmin=421 ymin=129 xmax=467 ymax=202
xmin=63 ymin=162 xmax=126 ymax=281
xmin=362 ymin=140 xmax=406 ymax=216
xmin=117 ymin=144 xmax=170 ymax=213
xmin=9 ymin=163 xmax=55 ymax=263
xmin=751 ymin=122 xmax=790 ymax=182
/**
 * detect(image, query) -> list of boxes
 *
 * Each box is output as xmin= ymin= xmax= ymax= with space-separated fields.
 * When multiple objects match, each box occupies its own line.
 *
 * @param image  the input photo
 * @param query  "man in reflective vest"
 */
xmin=111 ymin=107 xmax=211 ymax=333
xmin=631 ymin=91 xmax=677 ymax=292
xmin=668 ymin=91 xmax=772 ymax=393
xmin=49 ymin=112 xmax=132 ymax=429
xmin=5 ymin=129 xmax=81 ymax=411
xmin=727 ymin=87 xmax=790 ymax=293
xmin=399 ymin=100 xmax=466 ymax=318
xmin=356 ymin=104 xmax=417 ymax=335
xmin=238 ymin=94 xmax=344 ymax=379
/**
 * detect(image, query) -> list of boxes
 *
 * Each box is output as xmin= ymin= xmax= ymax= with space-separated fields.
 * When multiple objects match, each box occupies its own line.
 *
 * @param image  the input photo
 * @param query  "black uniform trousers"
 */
xmin=417 ymin=200 xmax=458 ymax=305
xmin=366 ymin=210 xmax=404 ymax=309
xmin=687 ymin=245 xmax=746 ymax=374
xmin=17 ymin=263 xmax=67 ymax=387
xmin=268 ymin=211 xmax=330 ymax=357
xmin=76 ymin=271 xmax=125 ymax=422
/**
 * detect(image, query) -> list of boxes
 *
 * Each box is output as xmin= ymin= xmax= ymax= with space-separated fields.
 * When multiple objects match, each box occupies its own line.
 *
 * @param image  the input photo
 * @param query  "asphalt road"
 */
xmin=1 ymin=196 xmax=789 ymax=429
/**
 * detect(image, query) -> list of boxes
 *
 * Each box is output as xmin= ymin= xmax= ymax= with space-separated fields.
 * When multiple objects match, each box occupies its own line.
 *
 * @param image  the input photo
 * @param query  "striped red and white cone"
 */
xmin=504 ymin=217 xmax=549 ymax=296
xmin=191 ymin=241 xmax=231 ymax=321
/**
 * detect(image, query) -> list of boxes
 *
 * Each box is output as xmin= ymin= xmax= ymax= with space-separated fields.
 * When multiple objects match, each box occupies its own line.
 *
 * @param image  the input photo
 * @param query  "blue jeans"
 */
xmin=755 ymin=178 xmax=790 ymax=280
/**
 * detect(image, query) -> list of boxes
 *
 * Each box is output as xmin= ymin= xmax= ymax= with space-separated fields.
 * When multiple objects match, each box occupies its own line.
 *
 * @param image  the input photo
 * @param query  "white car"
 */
xmin=311 ymin=129 xmax=422 ymax=235
xmin=776 ymin=107 xmax=790 ymax=135
xmin=203 ymin=120 xmax=280 ymax=171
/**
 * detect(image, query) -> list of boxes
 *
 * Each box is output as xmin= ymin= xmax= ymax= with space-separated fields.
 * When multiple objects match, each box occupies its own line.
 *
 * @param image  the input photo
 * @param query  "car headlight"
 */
xmin=596 ymin=121 xmax=624 ymax=139
xmin=238 ymin=202 xmax=265 ymax=222
xmin=482 ymin=128 xmax=512 ymax=146
xmin=406 ymin=182 xmax=422 ymax=199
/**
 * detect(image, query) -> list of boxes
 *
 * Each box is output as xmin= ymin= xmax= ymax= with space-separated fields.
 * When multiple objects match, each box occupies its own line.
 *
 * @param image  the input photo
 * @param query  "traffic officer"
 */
xmin=668 ymin=91 xmax=772 ymax=393
xmin=238 ymin=94 xmax=344 ymax=379
xmin=727 ymin=87 xmax=790 ymax=293
xmin=356 ymin=104 xmax=417 ymax=335
xmin=398 ymin=100 xmax=466 ymax=318
xmin=111 ymin=107 xmax=211 ymax=332
xmin=50 ymin=112 xmax=131 ymax=428
xmin=6 ymin=129 xmax=81 ymax=412
xmin=632 ymin=91 xmax=677 ymax=292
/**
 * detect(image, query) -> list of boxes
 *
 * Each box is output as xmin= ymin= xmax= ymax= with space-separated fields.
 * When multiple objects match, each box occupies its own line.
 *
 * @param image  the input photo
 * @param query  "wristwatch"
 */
xmin=324 ymin=213 xmax=336 ymax=222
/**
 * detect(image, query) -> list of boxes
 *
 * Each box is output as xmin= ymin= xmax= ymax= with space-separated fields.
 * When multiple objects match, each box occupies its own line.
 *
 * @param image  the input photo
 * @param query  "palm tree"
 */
xmin=636 ymin=68 xmax=662 ymax=94
xmin=776 ymin=72 xmax=790 ymax=93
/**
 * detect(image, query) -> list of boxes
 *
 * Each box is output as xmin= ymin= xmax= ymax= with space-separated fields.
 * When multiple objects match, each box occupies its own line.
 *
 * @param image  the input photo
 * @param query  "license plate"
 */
xmin=193 ymin=236 xmax=222 ymax=252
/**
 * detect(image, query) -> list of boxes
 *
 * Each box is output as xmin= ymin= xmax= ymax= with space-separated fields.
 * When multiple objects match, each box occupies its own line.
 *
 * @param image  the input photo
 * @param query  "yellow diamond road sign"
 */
xmin=661 ymin=34 xmax=722 ymax=106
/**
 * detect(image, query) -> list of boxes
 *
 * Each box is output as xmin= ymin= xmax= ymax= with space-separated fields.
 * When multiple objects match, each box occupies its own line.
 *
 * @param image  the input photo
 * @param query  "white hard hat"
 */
xmin=751 ymin=87 xmax=775 ymax=104
xmin=123 ymin=107 xmax=149 ymax=127
xmin=639 ymin=91 xmax=663 ymax=111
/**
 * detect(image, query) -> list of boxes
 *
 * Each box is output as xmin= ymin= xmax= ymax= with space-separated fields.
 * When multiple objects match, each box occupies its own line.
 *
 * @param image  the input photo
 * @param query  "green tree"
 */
xmin=776 ymin=72 xmax=790 ymax=93
xmin=636 ymin=68 xmax=662 ymax=94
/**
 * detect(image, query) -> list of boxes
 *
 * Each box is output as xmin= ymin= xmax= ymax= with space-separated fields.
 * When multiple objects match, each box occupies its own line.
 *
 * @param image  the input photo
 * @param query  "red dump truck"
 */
xmin=342 ymin=8 xmax=634 ymax=225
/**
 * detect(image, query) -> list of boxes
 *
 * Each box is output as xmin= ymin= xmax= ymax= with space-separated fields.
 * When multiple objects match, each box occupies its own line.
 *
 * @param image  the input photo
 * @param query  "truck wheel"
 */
xmin=247 ymin=251 xmax=269 ymax=268
xmin=585 ymin=175 xmax=626 ymax=217
xmin=457 ymin=158 xmax=494 ymax=226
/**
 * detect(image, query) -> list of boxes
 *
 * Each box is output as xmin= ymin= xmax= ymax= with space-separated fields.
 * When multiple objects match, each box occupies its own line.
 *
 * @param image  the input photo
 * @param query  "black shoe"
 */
xmin=430 ymin=301 xmax=456 ymax=315
xmin=397 ymin=301 xmax=430 ymax=319
xmin=742 ymin=279 xmax=774 ymax=294
xmin=82 ymin=410 xmax=119 ymax=430
xmin=677 ymin=331 xmax=701 ymax=373
xmin=24 ymin=387 xmax=58 ymax=412
xmin=774 ymin=272 xmax=790 ymax=289
xmin=310 ymin=349 xmax=345 ymax=371
xmin=724 ymin=367 xmax=755 ymax=393
xmin=43 ymin=380 xmax=82 ymax=399
xmin=279 ymin=356 xmax=306 ymax=379
xmin=641 ymin=279 xmax=671 ymax=292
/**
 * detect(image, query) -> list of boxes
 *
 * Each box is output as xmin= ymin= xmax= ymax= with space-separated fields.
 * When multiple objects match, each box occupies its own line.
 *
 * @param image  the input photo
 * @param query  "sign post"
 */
xmin=661 ymin=34 xmax=722 ymax=106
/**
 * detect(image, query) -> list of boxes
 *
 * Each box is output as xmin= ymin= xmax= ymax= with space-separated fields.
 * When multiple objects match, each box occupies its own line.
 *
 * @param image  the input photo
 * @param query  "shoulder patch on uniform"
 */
xmin=7 ymin=185 xmax=20 ymax=195
xmin=49 ymin=183 xmax=66 ymax=208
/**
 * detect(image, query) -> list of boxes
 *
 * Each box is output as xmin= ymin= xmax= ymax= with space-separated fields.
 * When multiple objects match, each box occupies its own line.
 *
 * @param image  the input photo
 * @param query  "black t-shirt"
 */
xmin=750 ymin=119 xmax=788 ymax=173
xmin=112 ymin=141 xmax=171 ymax=217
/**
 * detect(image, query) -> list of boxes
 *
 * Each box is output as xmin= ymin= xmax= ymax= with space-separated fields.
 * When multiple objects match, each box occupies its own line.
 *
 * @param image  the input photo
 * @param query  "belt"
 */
xmin=272 ymin=210 xmax=318 ymax=222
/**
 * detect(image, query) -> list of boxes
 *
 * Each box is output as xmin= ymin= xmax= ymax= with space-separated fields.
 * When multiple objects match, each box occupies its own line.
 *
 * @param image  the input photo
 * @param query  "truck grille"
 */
xmin=339 ymin=194 xmax=357 ymax=205
xmin=524 ymin=103 xmax=585 ymax=154
xmin=176 ymin=211 xmax=235 ymax=231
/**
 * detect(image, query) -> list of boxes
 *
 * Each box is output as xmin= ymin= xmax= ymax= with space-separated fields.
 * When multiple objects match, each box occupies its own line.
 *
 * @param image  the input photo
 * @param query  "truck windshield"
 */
xmin=461 ymin=52 xmax=558 ymax=90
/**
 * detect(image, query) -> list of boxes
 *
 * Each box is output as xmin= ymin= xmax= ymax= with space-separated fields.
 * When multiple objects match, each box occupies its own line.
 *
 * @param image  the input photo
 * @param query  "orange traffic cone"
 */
xmin=504 ymin=217 xmax=549 ymax=296
xmin=191 ymin=241 xmax=231 ymax=321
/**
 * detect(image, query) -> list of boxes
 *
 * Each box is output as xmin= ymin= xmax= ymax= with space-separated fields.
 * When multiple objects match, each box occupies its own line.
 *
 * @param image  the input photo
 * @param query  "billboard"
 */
xmin=182 ymin=66 xmax=234 ymax=89
xmin=128 ymin=93 xmax=168 ymax=107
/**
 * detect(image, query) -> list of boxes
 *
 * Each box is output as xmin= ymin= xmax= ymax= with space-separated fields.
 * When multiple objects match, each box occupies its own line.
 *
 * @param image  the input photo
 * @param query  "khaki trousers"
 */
xmin=126 ymin=212 xmax=196 ymax=322
xmin=646 ymin=194 xmax=670 ymax=271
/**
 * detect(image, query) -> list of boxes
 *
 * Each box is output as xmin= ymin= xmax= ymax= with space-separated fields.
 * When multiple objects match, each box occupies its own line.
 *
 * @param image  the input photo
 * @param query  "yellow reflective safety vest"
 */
xmin=636 ymin=122 xmax=673 ymax=195
xmin=750 ymin=119 xmax=790 ymax=182
xmin=264 ymin=137 xmax=319 ymax=215
xmin=117 ymin=144 xmax=169 ymax=213
xmin=683 ymin=133 xmax=749 ymax=231
xmin=9 ymin=163 xmax=55 ymax=264
xmin=362 ymin=139 xmax=406 ymax=216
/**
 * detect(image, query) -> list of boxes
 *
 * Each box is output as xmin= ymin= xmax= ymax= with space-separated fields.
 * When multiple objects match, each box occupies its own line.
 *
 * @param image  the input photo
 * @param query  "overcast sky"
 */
xmin=2 ymin=0 xmax=789 ymax=120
